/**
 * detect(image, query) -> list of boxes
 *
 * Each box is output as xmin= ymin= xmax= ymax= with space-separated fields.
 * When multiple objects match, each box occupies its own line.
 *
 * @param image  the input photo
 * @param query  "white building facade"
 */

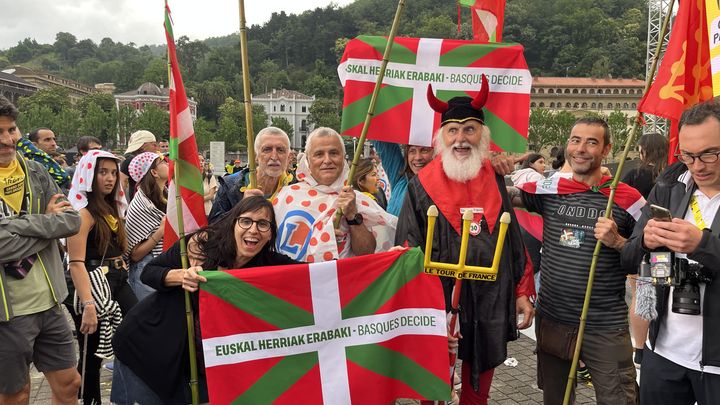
xmin=253 ymin=89 xmax=315 ymax=150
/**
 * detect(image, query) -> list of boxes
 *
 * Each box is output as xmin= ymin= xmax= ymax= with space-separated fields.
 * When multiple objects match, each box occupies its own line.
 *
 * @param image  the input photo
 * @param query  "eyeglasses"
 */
xmin=675 ymin=151 xmax=720 ymax=164
xmin=236 ymin=217 xmax=272 ymax=232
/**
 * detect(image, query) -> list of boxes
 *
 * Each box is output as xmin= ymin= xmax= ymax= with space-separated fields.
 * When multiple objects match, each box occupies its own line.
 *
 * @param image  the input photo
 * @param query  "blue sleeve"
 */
xmin=373 ymin=141 xmax=403 ymax=187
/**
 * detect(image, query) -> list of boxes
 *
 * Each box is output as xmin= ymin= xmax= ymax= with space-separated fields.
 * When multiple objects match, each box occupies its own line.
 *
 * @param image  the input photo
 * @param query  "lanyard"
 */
xmin=690 ymin=195 xmax=708 ymax=230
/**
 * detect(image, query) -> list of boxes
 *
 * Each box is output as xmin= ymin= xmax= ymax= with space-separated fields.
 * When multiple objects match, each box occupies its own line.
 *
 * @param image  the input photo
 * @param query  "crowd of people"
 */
xmin=1 ymin=75 xmax=719 ymax=405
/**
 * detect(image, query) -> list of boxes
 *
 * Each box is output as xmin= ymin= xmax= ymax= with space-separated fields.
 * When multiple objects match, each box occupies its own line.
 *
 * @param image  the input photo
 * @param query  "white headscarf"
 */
xmin=69 ymin=150 xmax=128 ymax=216
xmin=294 ymin=152 xmax=349 ymax=192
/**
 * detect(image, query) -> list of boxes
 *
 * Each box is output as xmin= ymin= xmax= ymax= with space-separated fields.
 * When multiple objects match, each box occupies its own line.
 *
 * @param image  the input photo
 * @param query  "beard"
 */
xmin=435 ymin=133 xmax=490 ymax=183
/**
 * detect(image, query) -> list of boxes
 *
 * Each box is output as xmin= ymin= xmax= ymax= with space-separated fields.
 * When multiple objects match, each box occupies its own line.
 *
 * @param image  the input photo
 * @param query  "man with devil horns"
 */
xmin=396 ymin=75 xmax=535 ymax=404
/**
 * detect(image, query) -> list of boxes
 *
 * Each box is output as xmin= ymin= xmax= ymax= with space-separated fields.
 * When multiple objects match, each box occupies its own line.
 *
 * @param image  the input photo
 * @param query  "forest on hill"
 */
xmin=0 ymin=0 xmax=647 ymax=149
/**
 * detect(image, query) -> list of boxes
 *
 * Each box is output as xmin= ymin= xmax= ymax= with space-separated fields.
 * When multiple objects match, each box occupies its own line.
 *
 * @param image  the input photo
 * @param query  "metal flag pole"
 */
xmin=334 ymin=0 xmax=407 ymax=228
xmin=562 ymin=1 xmax=675 ymax=402
xmin=238 ymin=0 xmax=257 ymax=188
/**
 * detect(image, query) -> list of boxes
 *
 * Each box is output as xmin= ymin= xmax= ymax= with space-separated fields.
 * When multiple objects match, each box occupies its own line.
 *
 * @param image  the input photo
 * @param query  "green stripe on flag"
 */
xmin=484 ymin=109 xmax=527 ymax=152
xmin=341 ymin=86 xmax=413 ymax=133
xmin=342 ymin=248 xmax=424 ymax=319
xmin=357 ymin=35 xmax=416 ymax=64
xmin=346 ymin=344 xmax=450 ymax=401
xmin=177 ymin=159 xmax=205 ymax=195
xmin=164 ymin=7 xmax=173 ymax=40
xmin=201 ymin=271 xmax=314 ymax=329
xmin=231 ymin=352 xmax=318 ymax=404
xmin=457 ymin=0 xmax=479 ymax=6
xmin=439 ymin=42 xmax=514 ymax=67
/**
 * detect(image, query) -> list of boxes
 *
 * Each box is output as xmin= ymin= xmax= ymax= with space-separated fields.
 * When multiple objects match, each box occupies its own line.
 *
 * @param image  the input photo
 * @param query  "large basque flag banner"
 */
xmin=338 ymin=36 xmax=531 ymax=152
xmin=199 ymin=248 xmax=450 ymax=404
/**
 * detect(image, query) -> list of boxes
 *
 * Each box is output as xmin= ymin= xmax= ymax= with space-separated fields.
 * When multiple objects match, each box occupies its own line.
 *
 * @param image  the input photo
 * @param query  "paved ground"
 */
xmin=29 ymin=330 xmax=596 ymax=404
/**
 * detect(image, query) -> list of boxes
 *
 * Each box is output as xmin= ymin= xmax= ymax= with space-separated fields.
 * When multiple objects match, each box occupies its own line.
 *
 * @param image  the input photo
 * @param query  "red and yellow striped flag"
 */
xmin=163 ymin=1 xmax=207 ymax=250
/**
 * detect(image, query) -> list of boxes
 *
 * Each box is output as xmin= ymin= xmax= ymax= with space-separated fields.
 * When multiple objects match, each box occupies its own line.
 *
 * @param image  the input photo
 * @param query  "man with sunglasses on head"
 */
xmin=622 ymin=100 xmax=720 ymax=404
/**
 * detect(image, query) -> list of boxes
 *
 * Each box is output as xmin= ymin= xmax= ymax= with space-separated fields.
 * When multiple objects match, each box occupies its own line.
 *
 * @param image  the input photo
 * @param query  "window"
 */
xmin=572 ymin=89 xmax=579 ymax=94
xmin=589 ymin=89 xmax=595 ymax=94
xmin=273 ymin=105 xmax=276 ymax=112
xmin=591 ymin=102 xmax=596 ymax=108
xmin=301 ymin=120 xmax=308 ymax=131
xmin=538 ymin=88 xmax=545 ymax=94
xmin=581 ymin=102 xmax=587 ymax=108
xmin=565 ymin=102 xmax=571 ymax=108
xmin=613 ymin=89 xmax=619 ymax=94
xmin=280 ymin=104 xmax=285 ymax=112
xmin=631 ymin=103 xmax=637 ymax=108
xmin=573 ymin=102 xmax=579 ymax=108
xmin=624 ymin=103 xmax=629 ymax=108
xmin=548 ymin=89 xmax=554 ymax=94
xmin=289 ymin=106 xmax=292 ymax=112
xmin=598 ymin=103 xmax=604 ymax=109
xmin=302 ymin=106 xmax=307 ymax=113
xmin=531 ymin=102 xmax=537 ymax=107
xmin=621 ymin=89 xmax=627 ymax=95
xmin=581 ymin=89 xmax=587 ymax=94
xmin=549 ymin=102 xmax=555 ymax=108
xmin=539 ymin=102 xmax=545 ymax=107
xmin=564 ymin=89 xmax=571 ymax=94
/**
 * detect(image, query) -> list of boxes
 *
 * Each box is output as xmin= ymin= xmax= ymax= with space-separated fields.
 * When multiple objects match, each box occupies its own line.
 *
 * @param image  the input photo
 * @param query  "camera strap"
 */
xmin=689 ymin=196 xmax=708 ymax=230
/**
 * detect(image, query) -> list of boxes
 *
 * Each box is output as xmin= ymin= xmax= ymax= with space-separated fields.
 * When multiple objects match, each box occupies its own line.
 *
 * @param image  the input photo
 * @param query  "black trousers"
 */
xmin=640 ymin=346 xmax=720 ymax=405
xmin=66 ymin=267 xmax=137 ymax=405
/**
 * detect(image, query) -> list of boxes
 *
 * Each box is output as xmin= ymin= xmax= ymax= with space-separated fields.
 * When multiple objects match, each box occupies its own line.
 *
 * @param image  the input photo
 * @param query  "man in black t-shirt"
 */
xmin=509 ymin=117 xmax=643 ymax=405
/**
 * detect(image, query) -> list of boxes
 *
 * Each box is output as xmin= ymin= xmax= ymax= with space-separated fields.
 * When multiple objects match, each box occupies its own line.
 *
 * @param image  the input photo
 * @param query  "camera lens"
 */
xmin=672 ymin=282 xmax=701 ymax=315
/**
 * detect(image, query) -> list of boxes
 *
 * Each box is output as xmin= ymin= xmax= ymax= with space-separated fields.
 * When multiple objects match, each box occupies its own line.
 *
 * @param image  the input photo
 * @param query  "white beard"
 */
xmin=436 ymin=138 xmax=489 ymax=182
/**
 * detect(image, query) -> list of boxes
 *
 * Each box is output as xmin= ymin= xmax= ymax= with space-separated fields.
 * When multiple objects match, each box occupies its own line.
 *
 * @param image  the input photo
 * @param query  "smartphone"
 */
xmin=650 ymin=204 xmax=672 ymax=222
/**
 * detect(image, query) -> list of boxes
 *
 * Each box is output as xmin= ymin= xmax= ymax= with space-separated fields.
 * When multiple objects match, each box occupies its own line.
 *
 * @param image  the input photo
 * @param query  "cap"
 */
xmin=125 ymin=130 xmax=157 ymax=154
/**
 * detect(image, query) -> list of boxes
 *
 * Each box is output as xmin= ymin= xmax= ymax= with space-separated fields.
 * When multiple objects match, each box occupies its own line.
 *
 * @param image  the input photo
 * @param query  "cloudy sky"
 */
xmin=2 ymin=0 xmax=355 ymax=50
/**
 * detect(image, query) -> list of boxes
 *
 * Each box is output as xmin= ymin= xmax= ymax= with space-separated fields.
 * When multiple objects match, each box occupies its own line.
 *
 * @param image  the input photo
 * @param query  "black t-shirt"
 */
xmin=521 ymin=190 xmax=636 ymax=329
xmin=621 ymin=165 xmax=656 ymax=199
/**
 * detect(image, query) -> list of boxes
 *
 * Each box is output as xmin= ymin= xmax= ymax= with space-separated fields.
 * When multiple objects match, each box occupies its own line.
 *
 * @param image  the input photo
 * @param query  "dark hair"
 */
xmin=189 ymin=196 xmax=277 ymax=269
xmin=77 ymin=136 xmax=102 ymax=154
xmin=551 ymin=146 xmax=566 ymax=170
xmin=87 ymin=157 xmax=128 ymax=254
xmin=28 ymin=128 xmax=51 ymax=143
xmin=137 ymin=157 xmax=168 ymax=212
xmin=679 ymin=100 xmax=720 ymax=130
xmin=574 ymin=116 xmax=611 ymax=147
xmin=351 ymin=158 xmax=376 ymax=192
xmin=0 ymin=96 xmax=19 ymax=120
xmin=521 ymin=153 xmax=544 ymax=170
xmin=637 ymin=132 xmax=668 ymax=181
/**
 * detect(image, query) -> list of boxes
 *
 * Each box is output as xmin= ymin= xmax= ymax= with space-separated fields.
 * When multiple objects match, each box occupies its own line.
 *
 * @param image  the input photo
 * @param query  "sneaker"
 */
xmin=577 ymin=366 xmax=591 ymax=382
xmin=103 ymin=361 xmax=114 ymax=372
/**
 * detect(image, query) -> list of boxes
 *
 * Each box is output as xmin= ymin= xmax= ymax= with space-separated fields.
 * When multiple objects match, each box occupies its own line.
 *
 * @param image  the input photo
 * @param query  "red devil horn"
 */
xmin=426 ymin=84 xmax=449 ymax=113
xmin=470 ymin=74 xmax=489 ymax=110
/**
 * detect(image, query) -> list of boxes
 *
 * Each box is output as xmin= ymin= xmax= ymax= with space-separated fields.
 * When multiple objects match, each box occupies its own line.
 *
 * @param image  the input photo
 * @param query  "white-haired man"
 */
xmin=209 ymin=126 xmax=294 ymax=222
xmin=273 ymin=127 xmax=396 ymax=262
xmin=396 ymin=78 xmax=535 ymax=404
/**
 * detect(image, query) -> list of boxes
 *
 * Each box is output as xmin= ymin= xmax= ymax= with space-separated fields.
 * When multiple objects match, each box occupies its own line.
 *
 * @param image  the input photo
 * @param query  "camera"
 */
xmin=642 ymin=252 xmax=713 ymax=315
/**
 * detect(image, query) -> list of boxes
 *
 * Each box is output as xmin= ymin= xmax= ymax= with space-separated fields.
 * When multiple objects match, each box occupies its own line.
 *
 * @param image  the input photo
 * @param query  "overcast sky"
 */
xmin=1 ymin=0 xmax=355 ymax=50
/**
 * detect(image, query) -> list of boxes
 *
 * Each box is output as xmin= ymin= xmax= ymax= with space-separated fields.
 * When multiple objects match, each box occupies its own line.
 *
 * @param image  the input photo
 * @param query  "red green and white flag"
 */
xmin=338 ymin=36 xmax=531 ymax=152
xmin=199 ymin=248 xmax=450 ymax=404
xmin=459 ymin=0 xmax=506 ymax=42
xmin=163 ymin=1 xmax=207 ymax=250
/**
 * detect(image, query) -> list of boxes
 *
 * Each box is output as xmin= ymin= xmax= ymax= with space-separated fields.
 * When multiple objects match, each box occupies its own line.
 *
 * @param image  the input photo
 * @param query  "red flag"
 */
xmin=458 ymin=0 xmax=506 ymax=42
xmin=199 ymin=249 xmax=450 ymax=404
xmin=163 ymin=1 xmax=207 ymax=249
xmin=637 ymin=0 xmax=713 ymax=163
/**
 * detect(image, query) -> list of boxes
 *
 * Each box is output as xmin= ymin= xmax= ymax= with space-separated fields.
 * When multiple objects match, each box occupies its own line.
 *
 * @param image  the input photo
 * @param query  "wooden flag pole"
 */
xmin=166 ymin=42 xmax=201 ymax=405
xmin=334 ymin=0 xmax=407 ymax=228
xmin=238 ymin=0 xmax=257 ymax=188
xmin=562 ymin=1 xmax=675 ymax=403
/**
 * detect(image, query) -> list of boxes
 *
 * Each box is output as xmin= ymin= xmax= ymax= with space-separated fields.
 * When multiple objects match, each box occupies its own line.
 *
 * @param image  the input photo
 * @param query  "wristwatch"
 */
xmin=346 ymin=213 xmax=364 ymax=226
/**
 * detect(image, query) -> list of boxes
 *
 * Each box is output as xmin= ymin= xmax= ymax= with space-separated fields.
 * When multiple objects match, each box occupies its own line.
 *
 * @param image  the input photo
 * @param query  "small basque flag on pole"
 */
xmin=199 ymin=248 xmax=451 ymax=404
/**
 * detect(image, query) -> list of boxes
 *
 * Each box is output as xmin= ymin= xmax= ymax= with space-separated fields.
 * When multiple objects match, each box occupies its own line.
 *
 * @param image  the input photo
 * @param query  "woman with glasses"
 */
xmin=124 ymin=152 xmax=169 ymax=301
xmin=110 ymin=196 xmax=299 ymax=405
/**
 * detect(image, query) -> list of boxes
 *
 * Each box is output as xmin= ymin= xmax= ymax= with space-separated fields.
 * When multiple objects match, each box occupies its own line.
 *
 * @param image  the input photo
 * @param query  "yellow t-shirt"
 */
xmin=0 ymin=159 xmax=25 ymax=214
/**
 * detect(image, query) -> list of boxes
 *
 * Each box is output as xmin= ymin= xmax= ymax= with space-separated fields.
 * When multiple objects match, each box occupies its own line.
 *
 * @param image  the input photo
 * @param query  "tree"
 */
xmin=216 ymin=98 xmax=269 ymax=150
xmin=607 ymin=109 xmax=632 ymax=157
xmin=53 ymin=108 xmax=82 ymax=148
xmin=142 ymin=57 xmax=168 ymax=87
xmin=271 ymin=116 xmax=294 ymax=140
xmin=193 ymin=117 xmax=216 ymax=151
xmin=80 ymin=102 xmax=113 ymax=146
xmin=133 ymin=104 xmax=169 ymax=141
xmin=117 ymin=105 xmax=138 ymax=147
xmin=17 ymin=86 xmax=72 ymax=115
xmin=528 ymin=108 xmax=576 ymax=152
xmin=308 ymin=98 xmax=341 ymax=130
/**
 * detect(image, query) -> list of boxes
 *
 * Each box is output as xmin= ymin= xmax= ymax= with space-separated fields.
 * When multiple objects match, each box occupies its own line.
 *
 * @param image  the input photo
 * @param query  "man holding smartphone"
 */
xmin=622 ymin=100 xmax=720 ymax=404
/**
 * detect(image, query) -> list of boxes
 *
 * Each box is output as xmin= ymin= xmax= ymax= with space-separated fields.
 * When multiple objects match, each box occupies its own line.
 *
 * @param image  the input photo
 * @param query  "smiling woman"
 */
xmin=110 ymin=196 xmax=300 ymax=405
